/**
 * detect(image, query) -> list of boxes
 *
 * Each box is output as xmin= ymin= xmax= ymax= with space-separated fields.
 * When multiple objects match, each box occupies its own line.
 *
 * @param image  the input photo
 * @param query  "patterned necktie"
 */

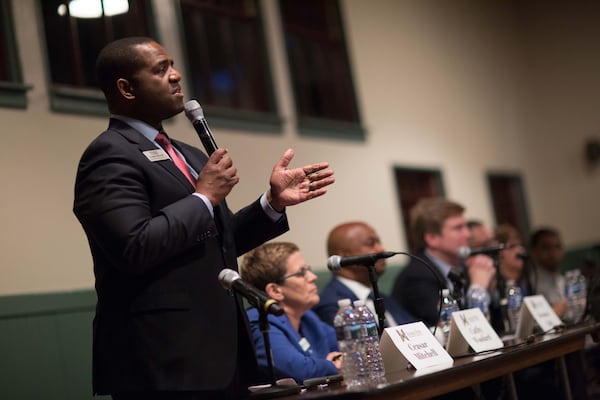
xmin=155 ymin=132 xmax=195 ymax=186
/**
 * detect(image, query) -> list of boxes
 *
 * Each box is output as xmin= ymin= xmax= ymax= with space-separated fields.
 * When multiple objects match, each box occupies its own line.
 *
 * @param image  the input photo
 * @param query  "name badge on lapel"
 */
xmin=298 ymin=337 xmax=311 ymax=352
xmin=143 ymin=149 xmax=170 ymax=162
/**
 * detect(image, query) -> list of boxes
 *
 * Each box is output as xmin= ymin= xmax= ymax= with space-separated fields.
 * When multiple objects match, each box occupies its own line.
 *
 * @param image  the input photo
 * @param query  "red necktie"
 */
xmin=155 ymin=132 xmax=196 ymax=186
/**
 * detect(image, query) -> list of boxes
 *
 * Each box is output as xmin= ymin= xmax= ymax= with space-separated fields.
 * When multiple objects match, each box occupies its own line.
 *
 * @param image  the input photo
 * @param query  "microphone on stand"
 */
xmin=327 ymin=251 xmax=398 ymax=335
xmin=447 ymin=269 xmax=468 ymax=309
xmin=457 ymin=243 xmax=505 ymax=258
xmin=218 ymin=269 xmax=284 ymax=316
xmin=219 ymin=268 xmax=301 ymax=396
xmin=184 ymin=100 xmax=218 ymax=155
xmin=327 ymin=251 xmax=397 ymax=270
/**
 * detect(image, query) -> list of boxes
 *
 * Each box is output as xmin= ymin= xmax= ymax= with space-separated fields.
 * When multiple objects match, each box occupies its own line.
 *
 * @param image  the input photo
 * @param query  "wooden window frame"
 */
xmin=39 ymin=0 xmax=157 ymax=116
xmin=393 ymin=166 xmax=445 ymax=253
xmin=176 ymin=0 xmax=282 ymax=133
xmin=0 ymin=0 xmax=31 ymax=109
xmin=279 ymin=0 xmax=365 ymax=141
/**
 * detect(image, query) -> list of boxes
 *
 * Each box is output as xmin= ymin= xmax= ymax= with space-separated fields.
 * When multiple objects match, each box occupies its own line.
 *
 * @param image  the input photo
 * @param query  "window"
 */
xmin=487 ymin=172 xmax=530 ymax=238
xmin=39 ymin=0 xmax=155 ymax=115
xmin=394 ymin=167 xmax=445 ymax=253
xmin=178 ymin=0 xmax=281 ymax=132
xmin=279 ymin=0 xmax=364 ymax=140
xmin=0 ymin=0 xmax=30 ymax=108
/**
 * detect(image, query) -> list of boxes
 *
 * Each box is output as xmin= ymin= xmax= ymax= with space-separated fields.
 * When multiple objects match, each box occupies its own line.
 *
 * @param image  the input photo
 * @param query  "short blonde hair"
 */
xmin=240 ymin=242 xmax=299 ymax=291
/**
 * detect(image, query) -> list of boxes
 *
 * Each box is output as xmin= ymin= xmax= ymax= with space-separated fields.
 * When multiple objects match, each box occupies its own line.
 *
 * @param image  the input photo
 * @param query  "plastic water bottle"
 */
xmin=565 ymin=269 xmax=587 ymax=324
xmin=467 ymin=286 xmax=491 ymax=322
xmin=353 ymin=300 xmax=386 ymax=386
xmin=576 ymin=270 xmax=588 ymax=322
xmin=505 ymin=279 xmax=523 ymax=334
xmin=333 ymin=299 xmax=367 ymax=389
xmin=564 ymin=270 xmax=575 ymax=323
xmin=438 ymin=289 xmax=459 ymax=347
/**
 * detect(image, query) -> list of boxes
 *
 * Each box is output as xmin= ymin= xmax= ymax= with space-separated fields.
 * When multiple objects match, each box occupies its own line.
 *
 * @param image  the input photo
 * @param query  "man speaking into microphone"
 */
xmin=73 ymin=37 xmax=334 ymax=400
xmin=391 ymin=198 xmax=496 ymax=327
xmin=313 ymin=221 xmax=416 ymax=328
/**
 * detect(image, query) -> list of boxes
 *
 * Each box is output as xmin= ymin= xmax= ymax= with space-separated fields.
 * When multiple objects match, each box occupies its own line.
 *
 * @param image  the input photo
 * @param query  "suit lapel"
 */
xmin=112 ymin=121 xmax=196 ymax=191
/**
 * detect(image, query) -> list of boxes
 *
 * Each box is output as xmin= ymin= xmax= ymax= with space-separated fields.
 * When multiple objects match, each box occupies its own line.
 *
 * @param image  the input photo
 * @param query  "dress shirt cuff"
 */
xmin=192 ymin=193 xmax=214 ymax=217
xmin=260 ymin=192 xmax=284 ymax=222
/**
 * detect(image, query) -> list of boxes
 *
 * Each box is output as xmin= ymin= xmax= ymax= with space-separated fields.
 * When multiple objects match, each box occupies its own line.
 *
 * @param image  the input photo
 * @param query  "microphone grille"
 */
xmin=184 ymin=100 xmax=204 ymax=121
xmin=327 ymin=255 xmax=342 ymax=271
xmin=457 ymin=246 xmax=471 ymax=258
xmin=218 ymin=268 xmax=240 ymax=289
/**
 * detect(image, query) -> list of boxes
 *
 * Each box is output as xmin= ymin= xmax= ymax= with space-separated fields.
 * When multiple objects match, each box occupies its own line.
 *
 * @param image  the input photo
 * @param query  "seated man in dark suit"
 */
xmin=391 ymin=197 xmax=496 ymax=328
xmin=313 ymin=221 xmax=416 ymax=328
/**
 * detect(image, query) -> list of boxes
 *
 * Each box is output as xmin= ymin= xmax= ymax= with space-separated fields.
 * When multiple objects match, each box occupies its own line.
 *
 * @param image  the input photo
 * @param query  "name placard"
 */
xmin=446 ymin=308 xmax=504 ymax=356
xmin=380 ymin=321 xmax=453 ymax=373
xmin=516 ymin=295 xmax=563 ymax=339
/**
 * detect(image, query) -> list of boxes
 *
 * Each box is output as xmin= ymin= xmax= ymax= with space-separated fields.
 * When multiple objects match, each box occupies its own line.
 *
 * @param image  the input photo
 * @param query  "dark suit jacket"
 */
xmin=73 ymin=119 xmax=289 ymax=394
xmin=391 ymin=252 xmax=451 ymax=327
xmin=313 ymin=277 xmax=416 ymax=327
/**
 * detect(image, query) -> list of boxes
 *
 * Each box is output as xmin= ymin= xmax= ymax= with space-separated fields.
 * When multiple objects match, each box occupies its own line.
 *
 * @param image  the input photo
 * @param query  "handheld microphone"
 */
xmin=184 ymin=100 xmax=218 ymax=155
xmin=457 ymin=243 xmax=505 ymax=258
xmin=218 ymin=268 xmax=284 ymax=316
xmin=327 ymin=251 xmax=397 ymax=271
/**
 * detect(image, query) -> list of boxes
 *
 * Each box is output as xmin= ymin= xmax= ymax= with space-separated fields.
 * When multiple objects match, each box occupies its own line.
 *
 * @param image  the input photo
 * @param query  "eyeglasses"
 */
xmin=278 ymin=265 xmax=312 ymax=283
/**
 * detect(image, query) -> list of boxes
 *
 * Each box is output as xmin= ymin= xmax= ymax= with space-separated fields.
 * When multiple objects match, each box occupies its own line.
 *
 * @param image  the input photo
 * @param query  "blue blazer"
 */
xmin=247 ymin=308 xmax=339 ymax=383
xmin=313 ymin=277 xmax=417 ymax=327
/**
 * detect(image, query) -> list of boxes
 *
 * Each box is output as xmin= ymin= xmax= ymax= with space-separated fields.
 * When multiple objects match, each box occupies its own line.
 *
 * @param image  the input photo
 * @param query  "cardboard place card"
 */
xmin=515 ymin=295 xmax=563 ymax=339
xmin=446 ymin=308 xmax=504 ymax=357
xmin=380 ymin=321 xmax=453 ymax=373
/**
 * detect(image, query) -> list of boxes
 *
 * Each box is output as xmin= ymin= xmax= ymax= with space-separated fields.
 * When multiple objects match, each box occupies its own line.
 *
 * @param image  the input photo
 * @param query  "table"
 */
xmin=282 ymin=322 xmax=600 ymax=400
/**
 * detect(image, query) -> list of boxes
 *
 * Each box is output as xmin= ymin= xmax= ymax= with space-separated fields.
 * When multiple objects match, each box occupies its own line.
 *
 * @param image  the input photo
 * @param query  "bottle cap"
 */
xmin=337 ymin=298 xmax=352 ymax=307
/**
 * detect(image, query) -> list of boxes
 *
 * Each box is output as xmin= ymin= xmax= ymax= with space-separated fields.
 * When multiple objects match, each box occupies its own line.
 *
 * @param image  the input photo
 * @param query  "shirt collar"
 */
xmin=425 ymin=249 xmax=454 ymax=279
xmin=336 ymin=276 xmax=372 ymax=301
xmin=111 ymin=114 xmax=162 ymax=143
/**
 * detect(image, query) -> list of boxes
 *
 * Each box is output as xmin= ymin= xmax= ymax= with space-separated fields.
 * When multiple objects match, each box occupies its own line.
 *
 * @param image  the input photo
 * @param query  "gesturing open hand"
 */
xmin=266 ymin=149 xmax=335 ymax=212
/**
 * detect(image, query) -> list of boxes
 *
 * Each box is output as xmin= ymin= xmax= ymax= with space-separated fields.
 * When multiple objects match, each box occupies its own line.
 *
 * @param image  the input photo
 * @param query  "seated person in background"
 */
xmin=240 ymin=242 xmax=342 ymax=383
xmin=495 ymin=223 xmax=531 ymax=296
xmin=526 ymin=228 xmax=591 ymax=400
xmin=467 ymin=219 xmax=495 ymax=247
xmin=392 ymin=197 xmax=496 ymax=327
xmin=528 ymin=227 xmax=568 ymax=318
xmin=488 ymin=223 xmax=531 ymax=334
xmin=313 ymin=221 xmax=416 ymax=328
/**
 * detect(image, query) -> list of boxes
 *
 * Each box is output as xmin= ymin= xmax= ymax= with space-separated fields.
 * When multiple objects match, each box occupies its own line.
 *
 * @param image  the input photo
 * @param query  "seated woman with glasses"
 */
xmin=240 ymin=242 xmax=342 ymax=383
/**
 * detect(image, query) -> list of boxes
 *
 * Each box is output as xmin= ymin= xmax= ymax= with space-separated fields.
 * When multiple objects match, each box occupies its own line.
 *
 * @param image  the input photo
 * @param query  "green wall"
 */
xmin=0 ymin=290 xmax=109 ymax=399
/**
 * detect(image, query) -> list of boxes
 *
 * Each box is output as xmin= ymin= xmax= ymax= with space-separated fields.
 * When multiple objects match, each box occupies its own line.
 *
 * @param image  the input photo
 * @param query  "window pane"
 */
xmin=0 ymin=0 xmax=30 ymax=109
xmin=41 ymin=0 xmax=152 ymax=90
xmin=180 ymin=0 xmax=275 ymax=113
xmin=0 ymin=2 xmax=8 ymax=81
xmin=394 ymin=168 xmax=445 ymax=253
xmin=487 ymin=173 xmax=530 ymax=238
xmin=279 ymin=0 xmax=360 ymax=123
